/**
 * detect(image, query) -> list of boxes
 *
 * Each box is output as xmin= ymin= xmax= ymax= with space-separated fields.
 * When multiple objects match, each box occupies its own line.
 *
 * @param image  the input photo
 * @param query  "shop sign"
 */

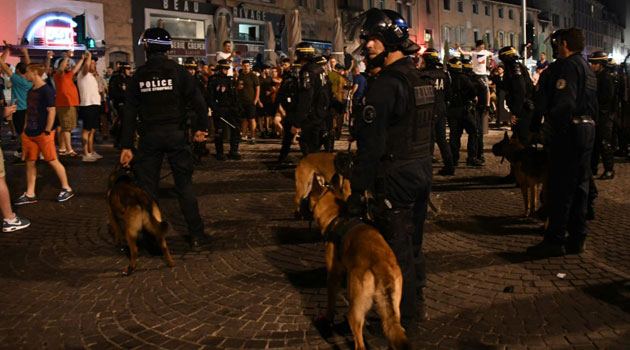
xmin=233 ymin=7 xmax=266 ymax=21
xmin=44 ymin=26 xmax=74 ymax=46
xmin=162 ymin=0 xmax=200 ymax=13
xmin=168 ymin=39 xmax=206 ymax=56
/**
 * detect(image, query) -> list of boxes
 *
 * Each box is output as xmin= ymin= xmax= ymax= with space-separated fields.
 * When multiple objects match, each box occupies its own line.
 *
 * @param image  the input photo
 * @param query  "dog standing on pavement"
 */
xmin=294 ymin=152 xmax=351 ymax=218
xmin=107 ymin=164 xmax=175 ymax=275
xmin=308 ymin=174 xmax=410 ymax=350
xmin=492 ymin=131 xmax=548 ymax=217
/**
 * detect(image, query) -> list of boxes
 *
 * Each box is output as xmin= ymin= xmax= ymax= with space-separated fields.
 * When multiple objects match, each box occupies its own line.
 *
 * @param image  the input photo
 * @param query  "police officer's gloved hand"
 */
xmin=346 ymin=192 xmax=365 ymax=217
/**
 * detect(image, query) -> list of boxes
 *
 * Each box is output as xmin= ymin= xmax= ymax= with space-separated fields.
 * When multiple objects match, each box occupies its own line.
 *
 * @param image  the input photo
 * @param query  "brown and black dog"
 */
xmin=492 ymin=131 xmax=548 ymax=217
xmin=309 ymin=174 xmax=410 ymax=350
xmin=294 ymin=152 xmax=351 ymax=217
xmin=107 ymin=165 xmax=175 ymax=275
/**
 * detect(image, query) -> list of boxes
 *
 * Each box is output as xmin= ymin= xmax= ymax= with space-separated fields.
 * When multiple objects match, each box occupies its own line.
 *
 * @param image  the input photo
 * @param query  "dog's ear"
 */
xmin=503 ymin=130 xmax=509 ymax=141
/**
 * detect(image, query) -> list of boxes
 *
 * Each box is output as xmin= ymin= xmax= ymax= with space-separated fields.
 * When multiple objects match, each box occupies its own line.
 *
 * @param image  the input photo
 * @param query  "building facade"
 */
xmin=573 ymin=0 xmax=625 ymax=59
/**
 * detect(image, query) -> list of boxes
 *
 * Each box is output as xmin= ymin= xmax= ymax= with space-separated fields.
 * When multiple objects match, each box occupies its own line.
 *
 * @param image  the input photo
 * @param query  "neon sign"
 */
xmin=45 ymin=26 xmax=74 ymax=46
xmin=24 ymin=13 xmax=77 ymax=46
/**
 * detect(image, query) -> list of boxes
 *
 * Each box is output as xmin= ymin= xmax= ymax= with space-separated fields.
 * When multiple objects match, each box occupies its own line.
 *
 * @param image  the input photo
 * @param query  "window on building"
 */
xmin=484 ymin=4 xmax=490 ymax=16
xmin=397 ymin=2 xmax=403 ymax=13
xmin=444 ymin=0 xmax=451 ymax=11
xmin=149 ymin=15 xmax=205 ymax=39
xmin=485 ymin=31 xmax=491 ymax=46
xmin=508 ymin=9 xmax=514 ymax=19
xmin=316 ymin=0 xmax=323 ymax=10
xmin=424 ymin=29 xmax=433 ymax=43
xmin=407 ymin=5 xmax=413 ymax=27
xmin=299 ymin=0 xmax=307 ymax=7
xmin=498 ymin=7 xmax=504 ymax=18
xmin=457 ymin=1 xmax=463 ymax=12
xmin=474 ymin=29 xmax=479 ymax=42
xmin=426 ymin=0 xmax=431 ymax=13
xmin=368 ymin=0 xmax=375 ymax=8
xmin=459 ymin=27 xmax=465 ymax=43
xmin=499 ymin=31 xmax=504 ymax=46
xmin=552 ymin=14 xmax=559 ymax=26
xmin=443 ymin=26 xmax=451 ymax=43
xmin=379 ymin=0 xmax=385 ymax=9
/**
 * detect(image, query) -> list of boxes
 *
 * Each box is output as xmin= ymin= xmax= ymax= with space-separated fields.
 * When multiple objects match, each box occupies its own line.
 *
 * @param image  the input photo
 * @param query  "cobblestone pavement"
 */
xmin=0 ymin=129 xmax=629 ymax=350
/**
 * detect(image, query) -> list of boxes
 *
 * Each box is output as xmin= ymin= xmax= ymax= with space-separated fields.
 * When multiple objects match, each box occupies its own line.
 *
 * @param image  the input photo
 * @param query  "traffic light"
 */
xmin=86 ymin=37 xmax=96 ymax=48
xmin=73 ymin=13 xmax=86 ymax=45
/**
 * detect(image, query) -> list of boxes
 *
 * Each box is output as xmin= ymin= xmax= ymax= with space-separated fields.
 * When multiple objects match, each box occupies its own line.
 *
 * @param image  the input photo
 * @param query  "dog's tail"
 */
xmin=375 ymin=277 xmax=411 ymax=350
xmin=145 ymin=202 xmax=169 ymax=234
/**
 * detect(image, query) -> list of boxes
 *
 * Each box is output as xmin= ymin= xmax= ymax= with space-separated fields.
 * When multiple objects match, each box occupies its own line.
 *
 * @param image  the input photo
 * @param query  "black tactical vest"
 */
xmin=380 ymin=62 xmax=435 ymax=161
xmin=211 ymin=75 xmax=235 ymax=108
xmin=420 ymin=67 xmax=447 ymax=115
xmin=135 ymin=59 xmax=182 ymax=124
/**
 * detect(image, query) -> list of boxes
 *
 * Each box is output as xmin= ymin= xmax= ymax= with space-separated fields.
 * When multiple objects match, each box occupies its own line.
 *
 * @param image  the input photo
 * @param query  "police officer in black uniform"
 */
xmin=463 ymin=57 xmax=489 ymax=165
xmin=495 ymin=46 xmax=534 ymax=146
xmin=347 ymin=8 xmax=435 ymax=330
xmin=420 ymin=48 xmax=455 ymax=175
xmin=526 ymin=28 xmax=597 ymax=257
xmin=293 ymin=42 xmax=332 ymax=155
xmin=184 ymin=57 xmax=210 ymax=161
xmin=588 ymin=51 xmax=616 ymax=180
xmin=207 ymin=59 xmax=241 ymax=160
xmin=447 ymin=57 xmax=481 ymax=166
xmin=277 ymin=61 xmax=302 ymax=163
xmin=109 ymin=62 xmax=132 ymax=147
xmin=119 ymin=28 xmax=210 ymax=248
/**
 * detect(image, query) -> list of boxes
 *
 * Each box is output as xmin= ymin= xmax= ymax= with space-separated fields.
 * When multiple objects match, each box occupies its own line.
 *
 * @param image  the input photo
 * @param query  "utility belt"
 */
xmin=139 ymin=121 xmax=186 ymax=134
xmin=571 ymin=115 xmax=595 ymax=125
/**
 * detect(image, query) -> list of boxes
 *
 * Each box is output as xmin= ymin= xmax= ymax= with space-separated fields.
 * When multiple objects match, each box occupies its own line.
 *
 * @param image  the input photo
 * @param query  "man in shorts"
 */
xmin=13 ymin=63 xmax=74 ymax=205
xmin=77 ymin=51 xmax=103 ymax=162
xmin=237 ymin=60 xmax=260 ymax=144
xmin=54 ymin=50 xmax=86 ymax=157
xmin=0 ymin=45 xmax=33 ymax=158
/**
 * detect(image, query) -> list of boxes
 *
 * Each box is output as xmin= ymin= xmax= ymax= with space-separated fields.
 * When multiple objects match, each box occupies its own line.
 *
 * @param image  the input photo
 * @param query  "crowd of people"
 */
xmin=0 ymin=6 xmax=628 ymax=345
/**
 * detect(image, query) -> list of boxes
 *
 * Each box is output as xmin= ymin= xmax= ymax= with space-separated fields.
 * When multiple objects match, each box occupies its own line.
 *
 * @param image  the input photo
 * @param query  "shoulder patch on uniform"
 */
xmin=362 ymin=105 xmax=376 ymax=124
xmin=556 ymin=79 xmax=566 ymax=90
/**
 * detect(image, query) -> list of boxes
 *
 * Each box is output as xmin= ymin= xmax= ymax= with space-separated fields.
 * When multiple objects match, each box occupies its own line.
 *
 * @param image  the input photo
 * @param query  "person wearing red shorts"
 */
xmin=12 ymin=63 xmax=74 ymax=205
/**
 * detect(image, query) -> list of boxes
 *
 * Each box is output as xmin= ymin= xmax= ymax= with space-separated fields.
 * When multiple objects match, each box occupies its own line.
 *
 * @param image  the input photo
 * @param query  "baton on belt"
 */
xmin=219 ymin=116 xmax=236 ymax=129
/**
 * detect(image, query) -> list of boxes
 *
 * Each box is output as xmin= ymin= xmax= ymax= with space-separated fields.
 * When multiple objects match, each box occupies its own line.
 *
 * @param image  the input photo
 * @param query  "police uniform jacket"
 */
xmin=276 ymin=70 xmax=299 ymax=121
xmin=120 ymin=55 xmax=209 ymax=149
xmin=206 ymin=72 xmax=237 ymax=116
xmin=449 ymin=72 xmax=477 ymax=107
xmin=294 ymin=61 xmax=331 ymax=130
xmin=595 ymin=69 xmax=615 ymax=117
xmin=350 ymin=57 xmax=434 ymax=197
xmin=548 ymin=53 xmax=598 ymax=132
xmin=494 ymin=61 xmax=530 ymax=116
xmin=109 ymin=72 xmax=132 ymax=105
xmin=420 ymin=66 xmax=451 ymax=116
xmin=532 ymin=61 xmax=559 ymax=131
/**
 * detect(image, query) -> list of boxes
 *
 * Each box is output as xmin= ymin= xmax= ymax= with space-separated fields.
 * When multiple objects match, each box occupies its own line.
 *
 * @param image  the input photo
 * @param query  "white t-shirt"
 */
xmin=217 ymin=51 xmax=234 ymax=76
xmin=471 ymin=49 xmax=493 ymax=76
xmin=77 ymin=71 xmax=101 ymax=106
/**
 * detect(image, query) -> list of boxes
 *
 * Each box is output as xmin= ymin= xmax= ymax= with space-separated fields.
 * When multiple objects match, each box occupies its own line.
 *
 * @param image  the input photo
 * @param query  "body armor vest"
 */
xmin=210 ymin=75 xmax=235 ymax=109
xmin=135 ymin=59 xmax=182 ymax=124
xmin=381 ymin=62 xmax=435 ymax=161
xmin=420 ymin=67 xmax=447 ymax=115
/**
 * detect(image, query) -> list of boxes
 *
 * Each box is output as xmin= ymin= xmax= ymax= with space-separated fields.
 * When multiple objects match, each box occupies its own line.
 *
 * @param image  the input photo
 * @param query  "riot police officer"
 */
xmin=527 ymin=28 xmax=597 ymax=257
xmin=420 ymin=48 xmax=455 ymax=175
xmin=463 ymin=57 xmax=489 ymax=165
xmin=207 ymin=59 xmax=241 ymax=160
xmin=496 ymin=46 xmax=534 ymax=146
xmin=293 ymin=42 xmax=332 ymax=155
xmin=447 ymin=57 xmax=481 ymax=166
xmin=347 ymin=8 xmax=435 ymax=330
xmin=184 ymin=57 xmax=210 ymax=161
xmin=277 ymin=61 xmax=301 ymax=163
xmin=588 ymin=51 xmax=616 ymax=179
xmin=109 ymin=62 xmax=132 ymax=147
xmin=119 ymin=28 xmax=210 ymax=248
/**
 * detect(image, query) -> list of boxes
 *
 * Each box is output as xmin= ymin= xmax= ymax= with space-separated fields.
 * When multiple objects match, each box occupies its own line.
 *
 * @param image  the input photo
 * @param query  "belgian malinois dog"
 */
xmin=294 ymin=152 xmax=351 ymax=218
xmin=492 ymin=131 xmax=548 ymax=217
xmin=107 ymin=165 xmax=175 ymax=275
xmin=309 ymin=174 xmax=410 ymax=350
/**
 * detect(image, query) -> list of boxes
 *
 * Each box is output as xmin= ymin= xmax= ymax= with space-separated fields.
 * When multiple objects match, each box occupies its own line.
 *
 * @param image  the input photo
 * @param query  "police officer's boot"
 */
xmin=437 ymin=167 xmax=455 ymax=176
xmin=228 ymin=129 xmax=242 ymax=160
xmin=599 ymin=170 xmax=615 ymax=180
